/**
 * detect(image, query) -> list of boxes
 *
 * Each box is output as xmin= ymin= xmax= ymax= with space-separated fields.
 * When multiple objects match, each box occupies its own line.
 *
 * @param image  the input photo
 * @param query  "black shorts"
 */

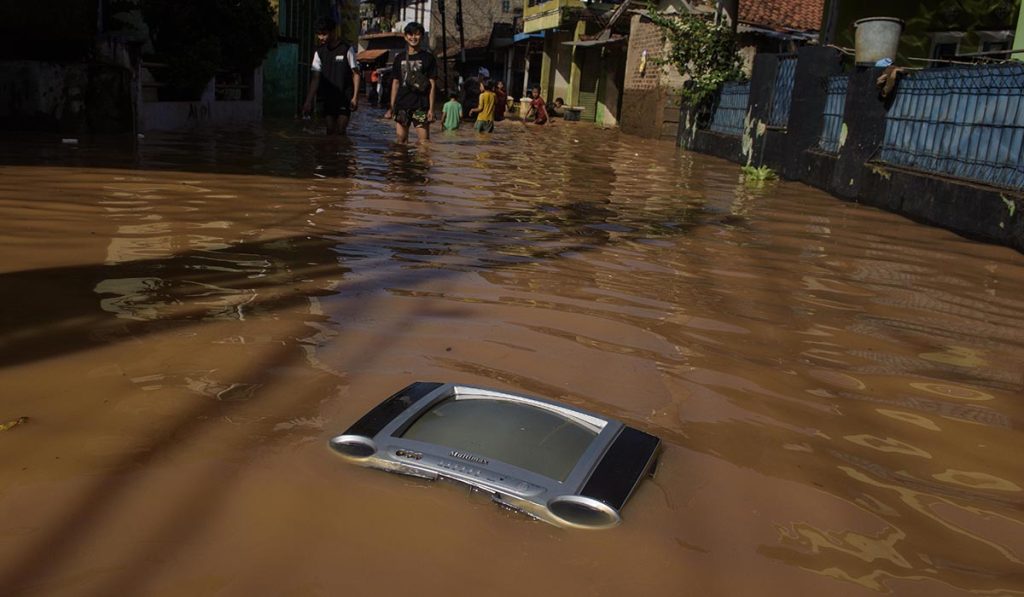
xmin=320 ymin=91 xmax=351 ymax=117
xmin=395 ymin=109 xmax=429 ymax=129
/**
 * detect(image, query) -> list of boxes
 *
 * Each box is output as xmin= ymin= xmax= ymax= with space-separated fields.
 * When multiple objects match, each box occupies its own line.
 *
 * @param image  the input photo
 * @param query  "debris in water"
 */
xmin=0 ymin=416 xmax=29 ymax=432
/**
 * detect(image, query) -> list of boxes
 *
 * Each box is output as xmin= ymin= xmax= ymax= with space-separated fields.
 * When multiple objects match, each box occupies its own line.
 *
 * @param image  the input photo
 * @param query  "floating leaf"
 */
xmin=0 ymin=416 xmax=29 ymax=432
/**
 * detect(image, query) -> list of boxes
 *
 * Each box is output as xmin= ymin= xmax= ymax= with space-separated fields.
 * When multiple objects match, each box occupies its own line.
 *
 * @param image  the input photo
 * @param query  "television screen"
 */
xmin=400 ymin=396 xmax=599 ymax=480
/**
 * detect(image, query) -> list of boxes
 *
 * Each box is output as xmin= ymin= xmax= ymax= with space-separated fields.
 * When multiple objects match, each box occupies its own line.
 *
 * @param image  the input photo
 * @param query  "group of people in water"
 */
xmin=303 ymin=17 xmax=569 ymax=144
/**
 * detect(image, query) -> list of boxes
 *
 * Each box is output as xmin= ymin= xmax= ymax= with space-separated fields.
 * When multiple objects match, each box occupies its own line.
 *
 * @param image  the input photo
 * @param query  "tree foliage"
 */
xmin=144 ymin=0 xmax=277 ymax=96
xmin=907 ymin=0 xmax=1016 ymax=33
xmin=648 ymin=8 xmax=744 ymax=106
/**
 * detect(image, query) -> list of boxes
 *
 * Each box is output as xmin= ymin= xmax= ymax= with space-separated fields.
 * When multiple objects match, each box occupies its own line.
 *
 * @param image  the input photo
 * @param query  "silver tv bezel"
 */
xmin=329 ymin=383 xmax=653 ymax=529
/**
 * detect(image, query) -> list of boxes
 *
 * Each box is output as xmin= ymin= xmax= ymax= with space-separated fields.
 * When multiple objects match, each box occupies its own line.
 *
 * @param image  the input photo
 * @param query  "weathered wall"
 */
xmin=551 ymin=32 xmax=573 ymax=102
xmin=679 ymin=47 xmax=1024 ymax=252
xmin=142 ymin=68 xmax=264 ymax=131
xmin=263 ymin=42 xmax=300 ymax=118
xmin=0 ymin=61 xmax=134 ymax=134
xmin=597 ymin=46 xmax=626 ymax=126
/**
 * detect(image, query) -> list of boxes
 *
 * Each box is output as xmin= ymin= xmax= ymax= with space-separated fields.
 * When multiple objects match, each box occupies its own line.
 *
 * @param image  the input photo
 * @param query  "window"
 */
xmin=502 ymin=0 xmax=511 ymax=12
xmin=928 ymin=32 xmax=964 ymax=67
xmin=979 ymin=30 xmax=1013 ymax=60
xmin=931 ymin=42 xmax=958 ymax=60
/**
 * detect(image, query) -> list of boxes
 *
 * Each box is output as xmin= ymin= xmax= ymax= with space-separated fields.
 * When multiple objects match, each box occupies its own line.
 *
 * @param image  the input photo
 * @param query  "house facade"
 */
xmin=621 ymin=0 xmax=823 ymax=140
xmin=519 ymin=0 xmax=629 ymax=125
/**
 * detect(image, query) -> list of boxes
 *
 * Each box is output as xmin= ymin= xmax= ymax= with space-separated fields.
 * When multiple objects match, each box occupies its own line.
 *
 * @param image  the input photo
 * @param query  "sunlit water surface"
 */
xmin=1 ymin=111 xmax=1023 ymax=596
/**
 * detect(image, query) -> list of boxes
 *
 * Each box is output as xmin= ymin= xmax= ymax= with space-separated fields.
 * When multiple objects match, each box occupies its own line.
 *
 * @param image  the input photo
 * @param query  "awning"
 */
xmin=513 ymin=31 xmax=545 ymax=43
xmin=356 ymin=49 xmax=389 ymax=62
xmin=562 ymin=35 xmax=628 ymax=47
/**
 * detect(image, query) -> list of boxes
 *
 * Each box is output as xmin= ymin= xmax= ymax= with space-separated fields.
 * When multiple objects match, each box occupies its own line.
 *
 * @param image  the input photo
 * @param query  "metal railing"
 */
xmin=817 ymin=74 xmax=849 ymax=153
xmin=709 ymin=81 xmax=750 ymax=137
xmin=879 ymin=63 xmax=1024 ymax=191
xmin=767 ymin=54 xmax=797 ymax=128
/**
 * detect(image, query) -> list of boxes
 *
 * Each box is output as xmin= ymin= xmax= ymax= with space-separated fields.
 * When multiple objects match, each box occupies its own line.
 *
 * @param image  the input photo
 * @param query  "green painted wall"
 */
xmin=263 ymin=42 xmax=300 ymax=117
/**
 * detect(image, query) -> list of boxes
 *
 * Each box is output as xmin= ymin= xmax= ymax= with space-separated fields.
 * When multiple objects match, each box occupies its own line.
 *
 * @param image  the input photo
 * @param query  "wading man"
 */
xmin=302 ymin=17 xmax=360 ymax=135
xmin=383 ymin=22 xmax=437 ymax=144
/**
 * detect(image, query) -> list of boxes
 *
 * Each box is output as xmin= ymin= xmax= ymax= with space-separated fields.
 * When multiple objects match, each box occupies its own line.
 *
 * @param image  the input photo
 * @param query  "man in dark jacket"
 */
xmin=302 ymin=17 xmax=361 ymax=135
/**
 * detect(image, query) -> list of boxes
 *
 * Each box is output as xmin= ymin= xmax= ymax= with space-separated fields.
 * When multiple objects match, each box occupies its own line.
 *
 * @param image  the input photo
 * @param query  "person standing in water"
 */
xmin=442 ymin=92 xmax=462 ymax=131
xmin=302 ymin=17 xmax=360 ymax=135
xmin=469 ymin=79 xmax=495 ymax=133
xmin=383 ymin=22 xmax=437 ymax=144
xmin=493 ymin=80 xmax=508 ymax=122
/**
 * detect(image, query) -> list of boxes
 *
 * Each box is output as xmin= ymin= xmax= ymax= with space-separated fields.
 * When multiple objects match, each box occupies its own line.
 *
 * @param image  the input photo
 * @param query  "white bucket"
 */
xmin=854 ymin=17 xmax=904 ymax=65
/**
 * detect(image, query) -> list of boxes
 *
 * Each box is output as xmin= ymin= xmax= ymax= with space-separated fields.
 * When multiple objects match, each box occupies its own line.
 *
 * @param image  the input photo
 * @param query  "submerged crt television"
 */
xmin=329 ymin=382 xmax=661 ymax=529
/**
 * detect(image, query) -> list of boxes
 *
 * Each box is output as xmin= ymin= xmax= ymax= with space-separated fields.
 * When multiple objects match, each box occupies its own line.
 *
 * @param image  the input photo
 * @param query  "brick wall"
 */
xmin=621 ymin=14 xmax=685 ymax=140
xmin=624 ymin=16 xmax=664 ymax=92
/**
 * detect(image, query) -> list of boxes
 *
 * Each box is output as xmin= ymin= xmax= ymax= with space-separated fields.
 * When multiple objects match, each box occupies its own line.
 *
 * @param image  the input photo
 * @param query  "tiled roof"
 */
xmin=739 ymin=0 xmax=823 ymax=32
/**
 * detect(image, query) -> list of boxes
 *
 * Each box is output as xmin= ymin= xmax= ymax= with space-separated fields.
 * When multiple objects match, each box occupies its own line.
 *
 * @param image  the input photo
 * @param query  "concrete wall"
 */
xmin=679 ymin=46 xmax=1024 ymax=252
xmin=597 ymin=46 xmax=626 ymax=126
xmin=142 ymin=68 xmax=264 ymax=131
xmin=551 ymin=32 xmax=573 ymax=101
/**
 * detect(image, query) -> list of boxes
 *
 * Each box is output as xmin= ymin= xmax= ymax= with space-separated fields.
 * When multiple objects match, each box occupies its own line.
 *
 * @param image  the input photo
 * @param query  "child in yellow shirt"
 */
xmin=470 ymin=80 xmax=496 ymax=133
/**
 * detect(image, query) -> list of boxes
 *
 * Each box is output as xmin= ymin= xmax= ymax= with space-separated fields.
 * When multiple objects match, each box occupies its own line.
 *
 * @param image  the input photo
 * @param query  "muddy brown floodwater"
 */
xmin=1 ymin=111 xmax=1023 ymax=597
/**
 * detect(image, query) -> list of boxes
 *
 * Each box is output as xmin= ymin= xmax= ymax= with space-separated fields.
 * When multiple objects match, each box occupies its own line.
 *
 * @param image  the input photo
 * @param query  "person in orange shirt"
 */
xmin=469 ymin=79 xmax=496 ymax=133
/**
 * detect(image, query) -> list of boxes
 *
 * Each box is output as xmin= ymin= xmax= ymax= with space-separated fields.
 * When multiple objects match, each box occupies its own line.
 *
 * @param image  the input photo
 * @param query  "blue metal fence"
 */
xmin=709 ymin=81 xmax=750 ymax=136
xmin=818 ymin=75 xmax=849 ymax=153
xmin=879 ymin=63 xmax=1024 ymax=191
xmin=767 ymin=54 xmax=798 ymax=128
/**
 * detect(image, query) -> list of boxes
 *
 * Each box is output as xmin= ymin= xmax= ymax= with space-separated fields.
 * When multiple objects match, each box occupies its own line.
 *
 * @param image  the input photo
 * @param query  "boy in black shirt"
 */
xmin=302 ymin=17 xmax=361 ymax=135
xmin=383 ymin=22 xmax=437 ymax=143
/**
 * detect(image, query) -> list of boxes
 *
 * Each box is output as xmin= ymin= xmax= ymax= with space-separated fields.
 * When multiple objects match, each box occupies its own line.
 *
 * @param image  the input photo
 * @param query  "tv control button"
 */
xmin=510 ymin=480 xmax=544 ymax=497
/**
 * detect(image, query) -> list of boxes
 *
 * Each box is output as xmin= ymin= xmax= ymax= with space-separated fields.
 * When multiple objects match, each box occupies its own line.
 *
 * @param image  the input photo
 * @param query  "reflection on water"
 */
xmin=0 ymin=111 xmax=1023 ymax=596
